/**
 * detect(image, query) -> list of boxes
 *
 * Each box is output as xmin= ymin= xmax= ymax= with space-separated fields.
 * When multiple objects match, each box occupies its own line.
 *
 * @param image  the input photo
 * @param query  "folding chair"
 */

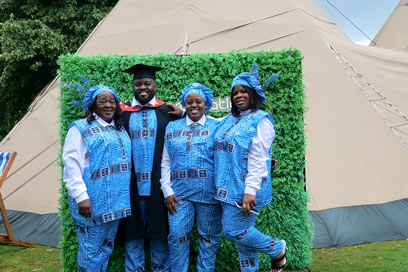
xmin=0 ymin=152 xmax=33 ymax=247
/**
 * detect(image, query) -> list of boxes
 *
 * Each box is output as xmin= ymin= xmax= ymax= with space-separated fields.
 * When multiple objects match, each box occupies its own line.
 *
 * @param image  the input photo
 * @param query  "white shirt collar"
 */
xmin=131 ymin=96 xmax=156 ymax=107
xmin=95 ymin=115 xmax=115 ymax=127
xmin=239 ymin=109 xmax=252 ymax=116
xmin=186 ymin=115 xmax=206 ymax=126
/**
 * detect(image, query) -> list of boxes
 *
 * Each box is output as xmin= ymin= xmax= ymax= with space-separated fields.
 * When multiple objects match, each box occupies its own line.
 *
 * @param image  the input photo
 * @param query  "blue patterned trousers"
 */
xmin=76 ymin=220 xmax=119 ymax=271
xmin=125 ymin=197 xmax=170 ymax=272
xmin=221 ymin=202 xmax=283 ymax=272
xmin=167 ymin=200 xmax=222 ymax=272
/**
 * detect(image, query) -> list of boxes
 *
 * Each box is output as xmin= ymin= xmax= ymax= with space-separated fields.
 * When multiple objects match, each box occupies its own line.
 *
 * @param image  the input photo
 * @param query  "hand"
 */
xmin=242 ymin=194 xmax=256 ymax=216
xmin=78 ymin=199 xmax=92 ymax=218
xmin=272 ymin=159 xmax=278 ymax=171
xmin=166 ymin=103 xmax=183 ymax=117
xmin=165 ymin=194 xmax=180 ymax=216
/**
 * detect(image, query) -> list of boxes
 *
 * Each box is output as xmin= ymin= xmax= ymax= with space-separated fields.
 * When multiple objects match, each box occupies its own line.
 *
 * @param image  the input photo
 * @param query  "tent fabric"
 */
xmin=310 ymin=198 xmax=408 ymax=248
xmin=371 ymin=0 xmax=408 ymax=51
xmin=0 ymin=210 xmax=60 ymax=247
xmin=0 ymin=84 xmax=60 ymax=214
xmin=0 ymin=0 xmax=407 ymax=248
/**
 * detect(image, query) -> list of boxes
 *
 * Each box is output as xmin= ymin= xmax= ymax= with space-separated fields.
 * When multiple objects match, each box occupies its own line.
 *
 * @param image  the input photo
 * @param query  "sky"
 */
xmin=315 ymin=0 xmax=400 ymax=45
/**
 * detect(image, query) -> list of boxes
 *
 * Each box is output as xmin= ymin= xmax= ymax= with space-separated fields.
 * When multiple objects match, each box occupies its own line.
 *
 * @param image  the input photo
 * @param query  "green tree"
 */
xmin=0 ymin=0 xmax=118 ymax=140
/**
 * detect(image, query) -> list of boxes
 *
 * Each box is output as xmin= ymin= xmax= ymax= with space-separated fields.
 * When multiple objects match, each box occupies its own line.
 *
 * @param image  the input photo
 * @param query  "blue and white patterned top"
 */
xmin=161 ymin=115 xmax=219 ymax=204
xmin=213 ymin=110 xmax=275 ymax=208
xmin=64 ymin=118 xmax=132 ymax=227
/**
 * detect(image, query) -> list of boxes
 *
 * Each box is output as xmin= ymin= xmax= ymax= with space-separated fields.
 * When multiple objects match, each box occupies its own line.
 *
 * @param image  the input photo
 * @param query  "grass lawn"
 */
xmin=0 ymin=240 xmax=407 ymax=271
xmin=0 ymin=244 xmax=61 ymax=272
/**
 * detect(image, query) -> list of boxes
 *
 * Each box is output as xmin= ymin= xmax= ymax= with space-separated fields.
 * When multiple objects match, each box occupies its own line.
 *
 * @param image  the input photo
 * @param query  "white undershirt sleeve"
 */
xmin=244 ymin=117 xmax=275 ymax=195
xmin=160 ymin=145 xmax=174 ymax=198
xmin=62 ymin=126 xmax=90 ymax=203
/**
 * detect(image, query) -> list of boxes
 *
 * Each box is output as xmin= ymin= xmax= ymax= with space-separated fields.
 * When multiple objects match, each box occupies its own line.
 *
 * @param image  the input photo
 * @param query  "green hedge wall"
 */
xmin=58 ymin=49 xmax=311 ymax=271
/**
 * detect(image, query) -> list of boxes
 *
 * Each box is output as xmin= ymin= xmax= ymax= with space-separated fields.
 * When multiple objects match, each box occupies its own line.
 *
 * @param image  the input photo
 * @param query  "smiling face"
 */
xmin=185 ymin=92 xmax=207 ymax=122
xmin=95 ymin=91 xmax=117 ymax=123
xmin=232 ymin=85 xmax=251 ymax=111
xmin=132 ymin=78 xmax=157 ymax=105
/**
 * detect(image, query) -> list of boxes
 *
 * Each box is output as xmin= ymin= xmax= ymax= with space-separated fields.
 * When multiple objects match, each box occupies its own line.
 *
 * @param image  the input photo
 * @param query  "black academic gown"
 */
xmin=118 ymin=102 xmax=179 ymax=242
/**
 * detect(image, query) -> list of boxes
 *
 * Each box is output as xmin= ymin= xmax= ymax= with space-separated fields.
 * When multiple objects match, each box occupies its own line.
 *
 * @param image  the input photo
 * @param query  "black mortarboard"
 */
xmin=122 ymin=64 xmax=163 ymax=81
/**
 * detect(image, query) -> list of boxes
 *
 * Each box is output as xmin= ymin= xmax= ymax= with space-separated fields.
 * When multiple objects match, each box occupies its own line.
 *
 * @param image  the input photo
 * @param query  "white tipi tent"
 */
xmin=371 ymin=0 xmax=408 ymax=51
xmin=1 ymin=0 xmax=407 ymax=248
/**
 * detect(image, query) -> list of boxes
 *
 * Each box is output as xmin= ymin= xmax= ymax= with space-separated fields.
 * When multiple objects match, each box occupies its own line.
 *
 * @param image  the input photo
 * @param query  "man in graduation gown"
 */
xmin=119 ymin=64 xmax=181 ymax=272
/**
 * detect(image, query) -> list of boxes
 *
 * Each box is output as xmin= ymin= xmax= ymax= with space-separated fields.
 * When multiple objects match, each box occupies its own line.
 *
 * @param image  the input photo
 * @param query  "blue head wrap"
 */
xmin=231 ymin=63 xmax=279 ymax=103
xmin=180 ymin=83 xmax=213 ymax=112
xmin=82 ymin=84 xmax=120 ymax=110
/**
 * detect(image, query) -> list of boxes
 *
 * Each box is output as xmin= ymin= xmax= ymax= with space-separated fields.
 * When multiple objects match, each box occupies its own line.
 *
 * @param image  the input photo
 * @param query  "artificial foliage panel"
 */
xmin=58 ymin=49 xmax=311 ymax=271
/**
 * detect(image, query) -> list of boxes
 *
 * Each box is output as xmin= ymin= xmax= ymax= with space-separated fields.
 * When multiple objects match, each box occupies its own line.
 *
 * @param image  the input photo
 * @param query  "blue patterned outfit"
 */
xmin=162 ymin=116 xmax=221 ymax=272
xmin=160 ymin=83 xmax=221 ymax=272
xmin=65 ymin=117 xmax=132 ymax=271
xmin=212 ymin=64 xmax=284 ymax=271
xmin=124 ymin=197 xmax=170 ymax=272
xmin=213 ymin=110 xmax=283 ymax=271
xmin=129 ymin=109 xmax=158 ymax=196
xmin=122 ymin=98 xmax=176 ymax=272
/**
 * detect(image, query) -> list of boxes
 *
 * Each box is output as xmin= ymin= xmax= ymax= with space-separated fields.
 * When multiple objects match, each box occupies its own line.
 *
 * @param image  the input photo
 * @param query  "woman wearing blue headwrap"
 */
xmin=62 ymin=84 xmax=132 ymax=271
xmin=213 ymin=65 xmax=287 ymax=272
xmin=160 ymin=83 xmax=222 ymax=272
